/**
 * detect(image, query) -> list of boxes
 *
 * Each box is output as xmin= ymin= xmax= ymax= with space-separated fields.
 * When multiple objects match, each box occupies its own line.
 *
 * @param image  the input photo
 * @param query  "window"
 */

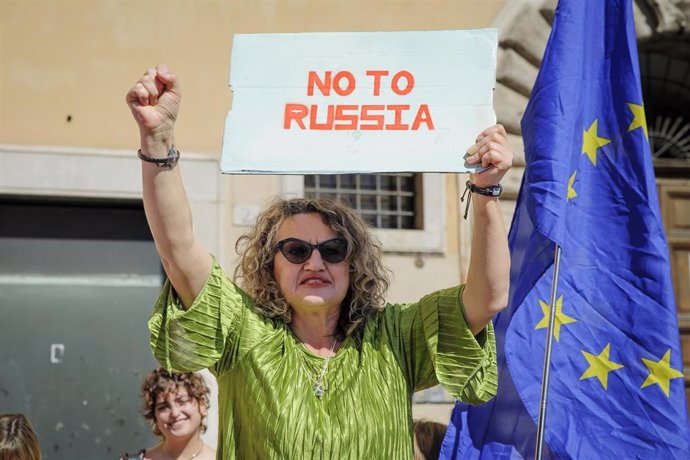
xmin=640 ymin=45 xmax=690 ymax=160
xmin=304 ymin=173 xmax=422 ymax=229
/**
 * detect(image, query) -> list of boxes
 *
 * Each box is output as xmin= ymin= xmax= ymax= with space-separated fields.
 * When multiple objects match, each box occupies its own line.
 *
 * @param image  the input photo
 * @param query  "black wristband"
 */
xmin=460 ymin=181 xmax=502 ymax=219
xmin=137 ymin=145 xmax=180 ymax=170
xmin=468 ymin=182 xmax=503 ymax=197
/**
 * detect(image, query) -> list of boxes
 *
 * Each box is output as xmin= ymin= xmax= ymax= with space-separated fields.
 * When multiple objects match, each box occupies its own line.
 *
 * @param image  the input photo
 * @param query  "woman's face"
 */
xmin=154 ymin=386 xmax=205 ymax=440
xmin=273 ymin=213 xmax=350 ymax=315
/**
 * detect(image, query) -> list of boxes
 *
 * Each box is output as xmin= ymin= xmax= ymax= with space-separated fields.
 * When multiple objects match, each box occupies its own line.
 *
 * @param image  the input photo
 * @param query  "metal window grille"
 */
xmin=304 ymin=174 xmax=422 ymax=229
xmin=640 ymin=47 xmax=690 ymax=160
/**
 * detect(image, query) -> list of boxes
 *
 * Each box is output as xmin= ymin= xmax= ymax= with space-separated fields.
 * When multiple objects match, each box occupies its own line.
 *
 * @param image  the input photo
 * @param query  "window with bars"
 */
xmin=304 ymin=173 xmax=423 ymax=229
xmin=639 ymin=47 xmax=690 ymax=160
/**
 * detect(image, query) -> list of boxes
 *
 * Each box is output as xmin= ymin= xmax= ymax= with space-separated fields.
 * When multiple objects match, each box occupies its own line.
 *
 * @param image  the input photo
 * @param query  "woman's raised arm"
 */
xmin=126 ymin=64 xmax=212 ymax=308
xmin=461 ymin=123 xmax=513 ymax=335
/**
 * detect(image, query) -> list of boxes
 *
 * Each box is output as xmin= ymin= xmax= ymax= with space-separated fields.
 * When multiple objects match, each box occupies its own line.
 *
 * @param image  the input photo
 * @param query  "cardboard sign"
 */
xmin=221 ymin=29 xmax=497 ymax=174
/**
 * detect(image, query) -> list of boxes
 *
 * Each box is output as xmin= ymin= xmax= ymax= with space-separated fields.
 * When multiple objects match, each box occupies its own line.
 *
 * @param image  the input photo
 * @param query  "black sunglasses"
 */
xmin=275 ymin=237 xmax=348 ymax=264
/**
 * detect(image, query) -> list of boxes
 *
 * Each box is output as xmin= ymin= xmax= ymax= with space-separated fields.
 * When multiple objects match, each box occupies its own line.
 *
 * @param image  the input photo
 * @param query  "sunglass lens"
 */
xmin=281 ymin=241 xmax=312 ymax=264
xmin=320 ymin=239 xmax=348 ymax=263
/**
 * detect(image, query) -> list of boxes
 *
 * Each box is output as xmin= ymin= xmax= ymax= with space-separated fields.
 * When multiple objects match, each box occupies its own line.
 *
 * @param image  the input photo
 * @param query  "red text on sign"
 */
xmin=307 ymin=71 xmax=356 ymax=96
xmin=283 ymin=103 xmax=434 ymax=130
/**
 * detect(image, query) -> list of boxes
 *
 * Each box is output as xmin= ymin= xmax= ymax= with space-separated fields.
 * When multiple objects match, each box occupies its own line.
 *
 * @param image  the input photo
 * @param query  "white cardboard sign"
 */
xmin=221 ymin=29 xmax=497 ymax=174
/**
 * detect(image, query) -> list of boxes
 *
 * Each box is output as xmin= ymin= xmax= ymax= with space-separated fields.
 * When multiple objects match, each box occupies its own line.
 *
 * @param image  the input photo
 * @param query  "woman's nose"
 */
xmin=303 ymin=248 xmax=325 ymax=269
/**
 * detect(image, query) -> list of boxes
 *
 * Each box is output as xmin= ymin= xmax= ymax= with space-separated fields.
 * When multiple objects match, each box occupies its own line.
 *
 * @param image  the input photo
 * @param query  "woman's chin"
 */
xmin=296 ymin=300 xmax=337 ymax=313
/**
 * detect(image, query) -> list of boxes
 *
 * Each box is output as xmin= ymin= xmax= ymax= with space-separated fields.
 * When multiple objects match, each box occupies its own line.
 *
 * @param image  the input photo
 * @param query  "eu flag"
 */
xmin=440 ymin=0 xmax=690 ymax=458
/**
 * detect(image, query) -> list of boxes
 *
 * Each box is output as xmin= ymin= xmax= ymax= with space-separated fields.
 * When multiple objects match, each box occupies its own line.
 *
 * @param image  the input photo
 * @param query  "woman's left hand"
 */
xmin=465 ymin=124 xmax=514 ymax=188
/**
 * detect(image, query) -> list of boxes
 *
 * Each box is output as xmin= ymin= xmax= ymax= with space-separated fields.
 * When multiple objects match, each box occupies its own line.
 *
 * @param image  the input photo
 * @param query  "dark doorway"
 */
xmin=0 ymin=197 xmax=163 ymax=459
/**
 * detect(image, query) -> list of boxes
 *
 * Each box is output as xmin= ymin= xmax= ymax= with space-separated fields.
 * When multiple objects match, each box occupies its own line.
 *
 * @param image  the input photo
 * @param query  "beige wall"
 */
xmin=1 ymin=0 xmax=504 ymax=151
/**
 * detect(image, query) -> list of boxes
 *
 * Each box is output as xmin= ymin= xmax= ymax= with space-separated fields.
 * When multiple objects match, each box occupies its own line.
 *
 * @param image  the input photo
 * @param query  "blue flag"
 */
xmin=440 ymin=0 xmax=690 ymax=458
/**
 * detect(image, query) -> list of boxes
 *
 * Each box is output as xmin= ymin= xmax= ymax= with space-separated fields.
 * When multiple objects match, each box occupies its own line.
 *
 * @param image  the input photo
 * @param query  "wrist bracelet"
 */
xmin=460 ymin=181 xmax=502 ymax=220
xmin=137 ymin=145 xmax=180 ymax=170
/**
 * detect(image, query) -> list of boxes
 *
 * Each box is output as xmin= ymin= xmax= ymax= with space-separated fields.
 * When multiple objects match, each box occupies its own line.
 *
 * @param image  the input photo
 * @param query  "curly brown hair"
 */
xmin=141 ymin=368 xmax=210 ymax=437
xmin=0 ymin=414 xmax=41 ymax=460
xmin=234 ymin=197 xmax=391 ymax=338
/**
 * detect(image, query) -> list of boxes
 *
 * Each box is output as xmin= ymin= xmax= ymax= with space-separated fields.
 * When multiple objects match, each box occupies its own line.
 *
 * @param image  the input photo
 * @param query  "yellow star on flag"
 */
xmin=640 ymin=348 xmax=684 ymax=397
xmin=582 ymin=119 xmax=611 ymax=166
xmin=627 ymin=103 xmax=648 ymax=139
xmin=567 ymin=171 xmax=577 ymax=201
xmin=579 ymin=343 xmax=624 ymax=390
xmin=535 ymin=295 xmax=577 ymax=342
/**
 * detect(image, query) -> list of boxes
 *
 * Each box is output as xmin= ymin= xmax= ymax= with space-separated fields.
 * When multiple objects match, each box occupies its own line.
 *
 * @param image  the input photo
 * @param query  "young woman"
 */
xmin=120 ymin=368 xmax=215 ymax=460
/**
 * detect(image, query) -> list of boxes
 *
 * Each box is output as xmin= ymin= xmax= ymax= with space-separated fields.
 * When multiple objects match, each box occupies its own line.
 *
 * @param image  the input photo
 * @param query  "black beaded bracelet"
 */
xmin=460 ymin=180 xmax=502 ymax=219
xmin=137 ymin=145 xmax=180 ymax=170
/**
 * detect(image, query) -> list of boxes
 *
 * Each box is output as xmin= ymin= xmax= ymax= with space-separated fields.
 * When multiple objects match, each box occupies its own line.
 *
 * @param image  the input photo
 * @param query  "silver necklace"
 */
xmin=312 ymin=338 xmax=338 ymax=399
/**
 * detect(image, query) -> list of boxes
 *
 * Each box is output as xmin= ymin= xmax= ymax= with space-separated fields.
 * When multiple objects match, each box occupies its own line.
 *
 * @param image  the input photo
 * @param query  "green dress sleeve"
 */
xmin=148 ymin=259 xmax=251 ymax=373
xmin=393 ymin=284 xmax=498 ymax=405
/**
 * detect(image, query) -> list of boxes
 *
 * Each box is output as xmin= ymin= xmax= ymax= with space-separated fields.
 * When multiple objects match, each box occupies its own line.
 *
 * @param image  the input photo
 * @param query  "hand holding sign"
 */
xmin=467 ymin=124 xmax=514 ymax=188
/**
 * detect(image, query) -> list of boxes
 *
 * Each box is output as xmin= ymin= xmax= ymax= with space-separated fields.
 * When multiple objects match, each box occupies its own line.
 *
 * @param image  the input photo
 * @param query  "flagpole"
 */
xmin=535 ymin=243 xmax=562 ymax=460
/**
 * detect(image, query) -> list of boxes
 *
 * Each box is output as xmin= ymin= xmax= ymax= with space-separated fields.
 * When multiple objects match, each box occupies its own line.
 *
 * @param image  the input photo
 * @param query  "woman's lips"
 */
xmin=301 ymin=277 xmax=330 ymax=285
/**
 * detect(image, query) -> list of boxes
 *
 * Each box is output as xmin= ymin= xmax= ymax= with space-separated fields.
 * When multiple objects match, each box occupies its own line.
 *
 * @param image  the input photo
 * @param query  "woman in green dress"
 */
xmin=126 ymin=64 xmax=513 ymax=459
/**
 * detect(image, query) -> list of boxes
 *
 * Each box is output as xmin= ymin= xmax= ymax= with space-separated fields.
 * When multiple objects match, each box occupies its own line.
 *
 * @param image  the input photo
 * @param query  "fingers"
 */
xmin=465 ymin=141 xmax=507 ymax=166
xmin=465 ymin=124 xmax=513 ymax=186
xmin=465 ymin=124 xmax=513 ymax=168
xmin=125 ymin=81 xmax=147 ymax=108
xmin=126 ymin=64 xmax=182 ymax=137
xmin=125 ymin=64 xmax=178 ymax=108
xmin=478 ymin=123 xmax=507 ymax=140
xmin=155 ymin=64 xmax=181 ymax=98
xmin=139 ymin=68 xmax=160 ymax=105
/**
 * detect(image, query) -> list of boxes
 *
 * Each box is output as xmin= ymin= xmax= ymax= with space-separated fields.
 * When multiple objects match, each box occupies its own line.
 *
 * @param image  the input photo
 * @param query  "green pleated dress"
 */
xmin=149 ymin=260 xmax=497 ymax=460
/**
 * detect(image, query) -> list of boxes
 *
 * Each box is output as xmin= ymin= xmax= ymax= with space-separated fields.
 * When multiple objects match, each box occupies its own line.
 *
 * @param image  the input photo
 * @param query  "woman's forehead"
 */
xmin=157 ymin=383 xmax=189 ymax=401
xmin=276 ymin=213 xmax=336 ymax=241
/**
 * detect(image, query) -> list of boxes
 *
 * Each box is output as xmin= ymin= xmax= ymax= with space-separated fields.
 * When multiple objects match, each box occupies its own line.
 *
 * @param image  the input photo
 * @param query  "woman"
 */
xmin=0 ymin=413 xmax=42 ymax=460
xmin=120 ymin=368 xmax=215 ymax=460
xmin=127 ymin=64 xmax=512 ymax=459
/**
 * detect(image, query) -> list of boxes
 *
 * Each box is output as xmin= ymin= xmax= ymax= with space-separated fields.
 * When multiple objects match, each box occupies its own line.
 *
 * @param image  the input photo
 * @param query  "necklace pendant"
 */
xmin=314 ymin=383 xmax=325 ymax=398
